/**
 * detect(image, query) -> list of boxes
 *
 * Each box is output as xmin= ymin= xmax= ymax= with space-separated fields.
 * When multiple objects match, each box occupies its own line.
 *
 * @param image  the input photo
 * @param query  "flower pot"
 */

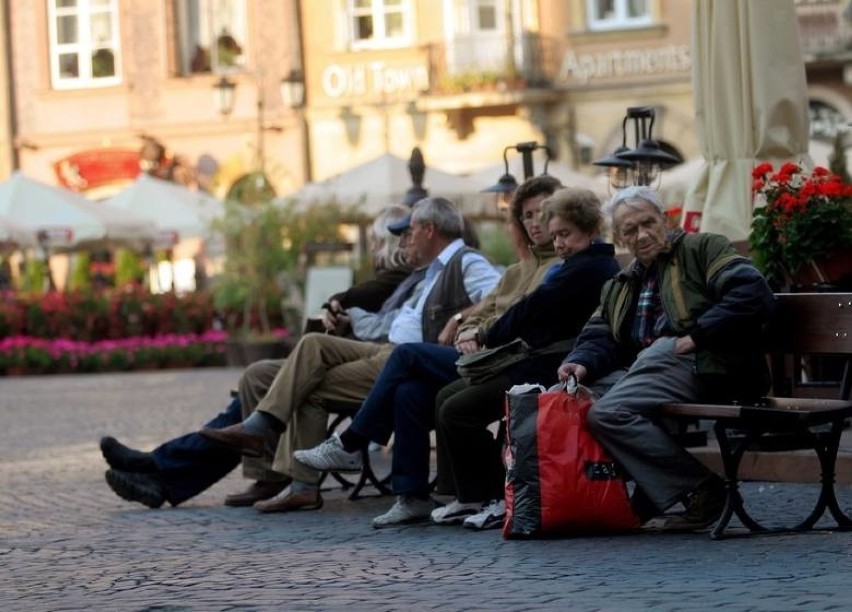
xmin=791 ymin=247 xmax=852 ymax=291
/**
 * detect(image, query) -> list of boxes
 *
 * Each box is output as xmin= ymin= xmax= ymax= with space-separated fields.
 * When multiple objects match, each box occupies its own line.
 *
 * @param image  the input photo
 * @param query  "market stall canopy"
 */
xmin=0 ymin=171 xmax=156 ymax=250
xmin=103 ymin=173 xmax=225 ymax=245
xmin=682 ymin=0 xmax=811 ymax=240
xmin=284 ymin=152 xmax=472 ymax=215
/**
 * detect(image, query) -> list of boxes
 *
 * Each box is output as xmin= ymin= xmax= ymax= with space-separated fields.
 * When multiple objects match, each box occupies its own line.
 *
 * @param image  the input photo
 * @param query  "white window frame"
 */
xmin=47 ymin=0 xmax=122 ymax=89
xmin=348 ymin=0 xmax=413 ymax=50
xmin=586 ymin=0 xmax=652 ymax=32
xmin=174 ymin=0 xmax=248 ymax=76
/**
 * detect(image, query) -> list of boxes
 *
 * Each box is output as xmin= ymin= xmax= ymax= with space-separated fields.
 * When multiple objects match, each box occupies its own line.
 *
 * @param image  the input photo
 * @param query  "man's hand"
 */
xmin=557 ymin=362 xmax=587 ymax=383
xmin=437 ymin=319 xmax=458 ymax=346
xmin=454 ymin=328 xmax=481 ymax=355
xmin=322 ymin=300 xmax=345 ymax=333
xmin=675 ymin=335 xmax=696 ymax=355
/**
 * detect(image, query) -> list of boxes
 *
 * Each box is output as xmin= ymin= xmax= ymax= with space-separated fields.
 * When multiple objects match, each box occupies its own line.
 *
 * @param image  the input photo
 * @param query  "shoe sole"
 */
xmin=431 ymin=511 xmax=478 ymax=525
xmin=463 ymin=516 xmax=505 ymax=530
xmin=372 ymin=515 xmax=431 ymax=529
xmin=104 ymin=470 xmax=165 ymax=509
xmin=255 ymin=497 xmax=324 ymax=514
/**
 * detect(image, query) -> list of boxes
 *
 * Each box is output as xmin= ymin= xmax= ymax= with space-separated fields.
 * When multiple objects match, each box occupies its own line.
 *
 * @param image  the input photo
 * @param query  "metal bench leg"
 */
xmin=809 ymin=419 xmax=852 ymax=530
xmin=712 ymin=423 xmax=767 ymax=539
xmin=347 ymin=446 xmax=392 ymax=500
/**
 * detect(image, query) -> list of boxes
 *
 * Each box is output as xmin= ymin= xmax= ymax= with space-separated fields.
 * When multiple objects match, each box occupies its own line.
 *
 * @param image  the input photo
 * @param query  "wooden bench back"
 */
xmin=768 ymin=293 xmax=852 ymax=355
xmin=767 ymin=293 xmax=852 ymax=400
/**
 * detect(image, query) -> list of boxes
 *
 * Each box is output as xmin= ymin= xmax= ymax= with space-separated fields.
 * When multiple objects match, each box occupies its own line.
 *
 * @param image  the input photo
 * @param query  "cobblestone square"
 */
xmin=2 ymin=368 xmax=852 ymax=611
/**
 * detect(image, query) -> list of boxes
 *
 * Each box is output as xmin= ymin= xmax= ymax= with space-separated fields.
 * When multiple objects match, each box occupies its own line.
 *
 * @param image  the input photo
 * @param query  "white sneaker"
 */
xmin=293 ymin=433 xmax=363 ymax=472
xmin=462 ymin=499 xmax=506 ymax=530
xmin=430 ymin=499 xmax=481 ymax=525
xmin=372 ymin=495 xmax=434 ymax=529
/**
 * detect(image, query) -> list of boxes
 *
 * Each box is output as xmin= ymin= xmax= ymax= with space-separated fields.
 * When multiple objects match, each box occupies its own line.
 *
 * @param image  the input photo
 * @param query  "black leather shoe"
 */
xmin=105 ymin=469 xmax=167 ymax=508
xmin=100 ymin=436 xmax=157 ymax=473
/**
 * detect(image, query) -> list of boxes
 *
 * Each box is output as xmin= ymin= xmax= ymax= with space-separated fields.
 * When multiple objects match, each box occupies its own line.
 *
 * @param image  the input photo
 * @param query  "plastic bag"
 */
xmin=503 ymin=382 xmax=639 ymax=538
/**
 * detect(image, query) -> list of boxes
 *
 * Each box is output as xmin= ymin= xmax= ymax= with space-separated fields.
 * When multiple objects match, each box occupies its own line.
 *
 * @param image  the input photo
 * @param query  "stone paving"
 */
xmin=2 ymin=368 xmax=852 ymax=611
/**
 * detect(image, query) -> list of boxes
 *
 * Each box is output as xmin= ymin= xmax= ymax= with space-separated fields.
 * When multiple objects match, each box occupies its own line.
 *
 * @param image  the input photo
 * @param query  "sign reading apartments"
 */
xmin=559 ymin=44 xmax=691 ymax=84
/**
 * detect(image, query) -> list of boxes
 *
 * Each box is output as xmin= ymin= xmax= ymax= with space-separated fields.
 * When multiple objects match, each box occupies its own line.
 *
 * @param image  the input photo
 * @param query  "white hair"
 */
xmin=370 ymin=205 xmax=409 ymax=270
xmin=606 ymin=185 xmax=666 ymax=232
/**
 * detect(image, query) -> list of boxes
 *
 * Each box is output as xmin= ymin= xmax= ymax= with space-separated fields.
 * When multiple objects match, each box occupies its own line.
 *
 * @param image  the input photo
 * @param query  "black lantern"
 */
xmin=594 ymin=107 xmax=680 ymax=189
xmin=482 ymin=141 xmax=552 ymax=194
xmin=280 ymin=69 xmax=306 ymax=110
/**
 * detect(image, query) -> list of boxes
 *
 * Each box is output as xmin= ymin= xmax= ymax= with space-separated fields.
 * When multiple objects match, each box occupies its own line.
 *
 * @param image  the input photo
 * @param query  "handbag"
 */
xmin=455 ymin=338 xmax=530 ymax=385
xmin=502 ymin=379 xmax=639 ymax=538
xmin=455 ymin=338 xmax=576 ymax=385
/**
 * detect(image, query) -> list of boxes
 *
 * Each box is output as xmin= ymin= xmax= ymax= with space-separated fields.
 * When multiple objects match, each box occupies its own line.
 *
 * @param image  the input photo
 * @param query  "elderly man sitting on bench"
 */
xmin=558 ymin=186 xmax=775 ymax=532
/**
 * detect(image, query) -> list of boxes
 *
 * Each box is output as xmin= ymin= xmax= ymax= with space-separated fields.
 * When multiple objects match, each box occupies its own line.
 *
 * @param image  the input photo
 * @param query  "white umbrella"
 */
xmin=682 ymin=0 xmax=811 ymax=240
xmin=104 ymin=173 xmax=225 ymax=244
xmin=286 ymin=152 xmax=472 ymax=214
xmin=0 ymin=171 xmax=155 ymax=249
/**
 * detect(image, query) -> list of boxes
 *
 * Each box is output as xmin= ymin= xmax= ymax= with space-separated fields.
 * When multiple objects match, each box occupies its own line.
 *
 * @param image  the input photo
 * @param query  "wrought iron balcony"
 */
xmin=795 ymin=0 xmax=852 ymax=58
xmin=421 ymin=33 xmax=560 ymax=96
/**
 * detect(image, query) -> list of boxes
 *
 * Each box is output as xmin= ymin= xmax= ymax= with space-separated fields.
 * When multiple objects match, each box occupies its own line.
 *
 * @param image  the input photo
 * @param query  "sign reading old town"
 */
xmin=322 ymin=61 xmax=429 ymax=98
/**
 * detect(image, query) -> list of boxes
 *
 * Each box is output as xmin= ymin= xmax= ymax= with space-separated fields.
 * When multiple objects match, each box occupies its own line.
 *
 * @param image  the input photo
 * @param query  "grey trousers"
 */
xmin=586 ymin=337 xmax=714 ymax=512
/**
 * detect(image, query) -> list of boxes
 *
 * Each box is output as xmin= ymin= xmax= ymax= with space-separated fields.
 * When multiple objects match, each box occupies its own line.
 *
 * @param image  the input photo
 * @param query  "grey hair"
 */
xmin=371 ymin=205 xmax=410 ymax=271
xmin=411 ymin=196 xmax=464 ymax=239
xmin=606 ymin=185 xmax=666 ymax=230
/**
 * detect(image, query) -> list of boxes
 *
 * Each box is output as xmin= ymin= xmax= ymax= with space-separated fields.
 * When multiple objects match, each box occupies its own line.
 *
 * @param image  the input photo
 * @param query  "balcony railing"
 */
xmin=795 ymin=0 xmax=852 ymax=57
xmin=422 ymin=33 xmax=560 ymax=95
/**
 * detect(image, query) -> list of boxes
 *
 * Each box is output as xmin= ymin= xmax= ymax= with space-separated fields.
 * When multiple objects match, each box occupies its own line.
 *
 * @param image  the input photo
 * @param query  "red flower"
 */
xmin=752 ymin=162 xmax=773 ymax=179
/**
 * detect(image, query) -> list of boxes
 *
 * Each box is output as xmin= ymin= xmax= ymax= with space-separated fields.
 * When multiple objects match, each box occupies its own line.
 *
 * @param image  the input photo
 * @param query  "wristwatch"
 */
xmin=453 ymin=312 xmax=464 ymax=325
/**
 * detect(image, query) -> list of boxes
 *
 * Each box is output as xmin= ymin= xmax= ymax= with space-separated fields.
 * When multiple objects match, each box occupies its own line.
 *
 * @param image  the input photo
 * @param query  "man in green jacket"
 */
xmin=559 ymin=185 xmax=775 ymax=532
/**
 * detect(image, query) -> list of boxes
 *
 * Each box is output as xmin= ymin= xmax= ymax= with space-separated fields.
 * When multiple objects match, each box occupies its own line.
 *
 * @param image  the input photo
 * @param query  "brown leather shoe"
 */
xmin=254 ymin=489 xmax=323 ymax=513
xmin=199 ymin=423 xmax=265 ymax=457
xmin=224 ymin=479 xmax=291 ymax=507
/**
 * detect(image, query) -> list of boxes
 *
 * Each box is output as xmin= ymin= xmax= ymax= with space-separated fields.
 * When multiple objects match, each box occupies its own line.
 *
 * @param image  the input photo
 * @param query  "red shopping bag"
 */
xmin=503 ymin=384 xmax=639 ymax=538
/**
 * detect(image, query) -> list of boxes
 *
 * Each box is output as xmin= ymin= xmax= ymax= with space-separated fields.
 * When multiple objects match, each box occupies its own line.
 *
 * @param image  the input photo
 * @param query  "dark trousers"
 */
xmin=435 ymin=352 xmax=564 ymax=503
xmin=349 ymin=343 xmax=460 ymax=497
xmin=434 ymin=375 xmax=512 ymax=503
xmin=152 ymin=397 xmax=242 ymax=505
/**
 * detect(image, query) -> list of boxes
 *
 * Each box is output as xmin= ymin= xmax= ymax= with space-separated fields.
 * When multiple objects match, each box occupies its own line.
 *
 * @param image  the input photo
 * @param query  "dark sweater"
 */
xmin=485 ymin=242 xmax=620 ymax=350
xmin=329 ymin=267 xmax=412 ymax=313
xmin=483 ymin=243 xmax=620 ymax=386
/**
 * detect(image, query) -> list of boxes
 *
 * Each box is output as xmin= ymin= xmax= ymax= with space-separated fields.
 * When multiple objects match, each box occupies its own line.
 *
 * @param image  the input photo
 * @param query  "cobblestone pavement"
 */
xmin=2 ymin=368 xmax=852 ymax=612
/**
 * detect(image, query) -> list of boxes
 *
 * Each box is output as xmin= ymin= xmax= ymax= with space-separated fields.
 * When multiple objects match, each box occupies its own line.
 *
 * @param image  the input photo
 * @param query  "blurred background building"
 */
xmin=0 ymin=0 xmax=848 ymax=198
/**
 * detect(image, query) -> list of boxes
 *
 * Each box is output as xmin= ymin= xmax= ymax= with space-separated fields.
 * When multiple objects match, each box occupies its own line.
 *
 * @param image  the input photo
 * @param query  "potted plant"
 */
xmin=210 ymin=194 xmax=293 ymax=365
xmin=749 ymin=161 xmax=852 ymax=290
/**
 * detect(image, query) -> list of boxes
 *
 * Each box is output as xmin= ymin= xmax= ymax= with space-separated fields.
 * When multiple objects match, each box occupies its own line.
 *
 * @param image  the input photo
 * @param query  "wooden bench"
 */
xmin=662 ymin=292 xmax=852 ymax=539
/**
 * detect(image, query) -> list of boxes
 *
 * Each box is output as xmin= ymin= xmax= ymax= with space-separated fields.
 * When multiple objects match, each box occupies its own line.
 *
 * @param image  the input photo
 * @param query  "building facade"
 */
xmin=0 ymin=0 xmax=848 ymax=200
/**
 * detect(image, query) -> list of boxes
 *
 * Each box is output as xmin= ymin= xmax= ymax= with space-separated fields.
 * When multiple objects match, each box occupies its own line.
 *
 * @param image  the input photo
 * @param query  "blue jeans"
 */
xmin=349 ymin=343 xmax=460 ymax=497
xmin=152 ymin=397 xmax=243 ymax=505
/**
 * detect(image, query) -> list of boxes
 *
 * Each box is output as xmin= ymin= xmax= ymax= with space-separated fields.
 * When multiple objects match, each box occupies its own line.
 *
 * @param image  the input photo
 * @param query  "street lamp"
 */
xmin=594 ymin=107 xmax=680 ymax=190
xmin=212 ymin=75 xmax=236 ymax=117
xmin=280 ymin=68 xmax=312 ymax=183
xmin=213 ymin=73 xmax=284 ymax=193
xmin=482 ymin=141 xmax=553 ymax=194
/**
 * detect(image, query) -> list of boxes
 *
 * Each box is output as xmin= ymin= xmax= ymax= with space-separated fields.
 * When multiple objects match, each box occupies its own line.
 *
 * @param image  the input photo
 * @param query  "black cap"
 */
xmin=387 ymin=214 xmax=412 ymax=235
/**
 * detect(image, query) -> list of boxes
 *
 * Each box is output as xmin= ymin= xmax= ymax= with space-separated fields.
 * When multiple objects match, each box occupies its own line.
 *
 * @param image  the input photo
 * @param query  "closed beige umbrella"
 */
xmin=682 ymin=0 xmax=811 ymax=240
